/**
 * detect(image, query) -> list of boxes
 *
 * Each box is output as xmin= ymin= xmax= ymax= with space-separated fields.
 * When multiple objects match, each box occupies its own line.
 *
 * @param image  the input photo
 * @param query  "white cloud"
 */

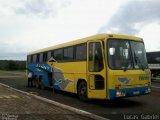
xmin=98 ymin=0 xmax=160 ymax=35
xmin=98 ymin=0 xmax=160 ymax=53
xmin=0 ymin=0 xmax=71 ymax=17
xmin=0 ymin=0 xmax=159 ymax=60
xmin=0 ymin=0 xmax=72 ymax=60
xmin=139 ymin=22 xmax=160 ymax=52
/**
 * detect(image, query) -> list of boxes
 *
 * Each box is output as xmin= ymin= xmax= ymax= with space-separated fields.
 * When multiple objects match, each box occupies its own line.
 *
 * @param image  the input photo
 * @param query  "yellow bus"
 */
xmin=27 ymin=34 xmax=151 ymax=101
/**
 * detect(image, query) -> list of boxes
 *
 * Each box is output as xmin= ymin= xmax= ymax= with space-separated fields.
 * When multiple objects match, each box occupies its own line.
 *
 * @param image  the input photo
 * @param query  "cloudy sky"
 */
xmin=0 ymin=0 xmax=160 ymax=60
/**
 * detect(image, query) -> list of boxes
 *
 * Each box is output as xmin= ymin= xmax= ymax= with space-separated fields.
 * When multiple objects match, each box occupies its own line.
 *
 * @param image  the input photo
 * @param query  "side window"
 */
xmin=89 ymin=42 xmax=104 ymax=72
xmin=64 ymin=47 xmax=73 ymax=61
xmin=33 ymin=54 xmax=37 ymax=63
xmin=36 ymin=54 xmax=40 ymax=63
xmin=51 ymin=51 xmax=54 ymax=58
xmin=43 ymin=52 xmax=47 ymax=62
xmin=47 ymin=51 xmax=51 ymax=60
xmin=40 ymin=53 xmax=43 ymax=63
xmin=27 ymin=55 xmax=31 ymax=63
xmin=76 ymin=44 xmax=86 ymax=60
xmin=54 ymin=49 xmax=63 ymax=60
xmin=31 ymin=55 xmax=33 ymax=63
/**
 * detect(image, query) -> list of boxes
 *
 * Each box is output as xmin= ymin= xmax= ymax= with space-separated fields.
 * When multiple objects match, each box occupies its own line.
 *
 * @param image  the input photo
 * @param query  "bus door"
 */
xmin=87 ymin=40 xmax=107 ymax=99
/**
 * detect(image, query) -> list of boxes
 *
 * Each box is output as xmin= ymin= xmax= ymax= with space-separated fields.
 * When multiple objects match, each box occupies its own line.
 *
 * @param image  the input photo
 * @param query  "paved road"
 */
xmin=0 ymin=74 xmax=160 ymax=120
xmin=0 ymin=84 xmax=97 ymax=120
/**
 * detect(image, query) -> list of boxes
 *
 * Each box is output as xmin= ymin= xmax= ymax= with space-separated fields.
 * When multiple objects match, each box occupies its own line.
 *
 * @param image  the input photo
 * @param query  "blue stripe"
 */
xmin=28 ymin=63 xmax=52 ymax=87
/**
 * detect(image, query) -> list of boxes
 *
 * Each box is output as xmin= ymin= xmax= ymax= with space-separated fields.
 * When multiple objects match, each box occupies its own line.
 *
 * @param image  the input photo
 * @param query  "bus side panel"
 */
xmin=52 ymin=61 xmax=87 ymax=93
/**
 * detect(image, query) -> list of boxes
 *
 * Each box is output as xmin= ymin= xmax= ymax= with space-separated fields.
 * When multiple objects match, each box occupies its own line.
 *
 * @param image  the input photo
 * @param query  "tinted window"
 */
xmin=40 ymin=53 xmax=43 ymax=63
xmin=54 ymin=49 xmax=63 ymax=60
xmin=47 ymin=51 xmax=51 ymax=60
xmin=76 ymin=44 xmax=86 ymax=60
xmin=51 ymin=51 xmax=54 ymax=57
xmin=36 ymin=54 xmax=40 ymax=63
xmin=64 ymin=47 xmax=73 ymax=60
xmin=27 ymin=56 xmax=31 ymax=63
xmin=43 ymin=52 xmax=47 ymax=62
xmin=31 ymin=55 xmax=33 ymax=63
xmin=33 ymin=54 xmax=37 ymax=63
xmin=89 ymin=42 xmax=104 ymax=72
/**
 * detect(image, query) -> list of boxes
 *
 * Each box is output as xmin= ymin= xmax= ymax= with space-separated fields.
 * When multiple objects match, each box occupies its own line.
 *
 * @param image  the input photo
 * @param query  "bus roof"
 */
xmin=27 ymin=33 xmax=142 ymax=55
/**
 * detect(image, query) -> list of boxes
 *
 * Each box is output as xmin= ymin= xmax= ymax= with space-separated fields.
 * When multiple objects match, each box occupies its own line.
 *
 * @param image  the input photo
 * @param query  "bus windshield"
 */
xmin=108 ymin=39 xmax=148 ymax=70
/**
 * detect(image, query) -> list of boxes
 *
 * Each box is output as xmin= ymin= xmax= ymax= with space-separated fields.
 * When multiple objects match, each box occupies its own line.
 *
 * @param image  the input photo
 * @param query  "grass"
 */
xmin=0 ymin=70 xmax=25 ymax=78
xmin=0 ymin=71 xmax=12 ymax=76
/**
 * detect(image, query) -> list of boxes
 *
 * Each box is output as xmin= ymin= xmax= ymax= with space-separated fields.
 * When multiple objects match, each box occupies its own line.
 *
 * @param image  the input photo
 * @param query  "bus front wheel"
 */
xmin=78 ymin=81 xmax=88 ymax=101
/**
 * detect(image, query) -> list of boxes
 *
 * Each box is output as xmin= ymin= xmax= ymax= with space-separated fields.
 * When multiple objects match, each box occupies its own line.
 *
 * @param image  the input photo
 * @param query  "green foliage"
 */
xmin=0 ymin=60 xmax=26 ymax=70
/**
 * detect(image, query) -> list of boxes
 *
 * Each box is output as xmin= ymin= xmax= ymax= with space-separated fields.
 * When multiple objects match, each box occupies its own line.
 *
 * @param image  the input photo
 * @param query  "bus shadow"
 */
xmin=87 ymin=98 xmax=144 ymax=108
xmin=51 ymin=89 xmax=144 ymax=108
xmin=25 ymin=86 xmax=144 ymax=109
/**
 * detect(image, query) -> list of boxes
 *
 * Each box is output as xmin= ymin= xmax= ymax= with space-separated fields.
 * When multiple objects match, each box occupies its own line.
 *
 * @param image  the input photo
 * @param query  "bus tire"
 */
xmin=77 ymin=81 xmax=88 ymax=101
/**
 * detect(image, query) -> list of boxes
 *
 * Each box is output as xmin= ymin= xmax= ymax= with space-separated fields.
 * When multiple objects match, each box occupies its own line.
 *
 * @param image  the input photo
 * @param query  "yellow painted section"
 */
xmin=51 ymin=61 xmax=87 ymax=93
xmin=107 ymin=70 xmax=151 ymax=89
xmin=106 ymin=69 xmax=151 ymax=99
xmin=87 ymin=70 xmax=107 ymax=99
xmin=86 ymin=40 xmax=107 ymax=99
xmin=88 ymin=75 xmax=95 ymax=89
xmin=28 ymin=34 xmax=142 ymax=55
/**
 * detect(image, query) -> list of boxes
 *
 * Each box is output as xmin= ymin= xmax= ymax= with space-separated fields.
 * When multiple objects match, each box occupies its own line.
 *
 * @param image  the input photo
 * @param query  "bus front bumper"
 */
xmin=108 ymin=86 xmax=151 ymax=100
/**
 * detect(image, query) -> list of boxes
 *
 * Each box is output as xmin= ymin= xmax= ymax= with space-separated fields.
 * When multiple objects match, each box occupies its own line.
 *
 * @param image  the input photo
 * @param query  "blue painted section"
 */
xmin=27 ymin=63 xmax=52 ymax=88
xmin=109 ymin=87 xmax=151 ymax=100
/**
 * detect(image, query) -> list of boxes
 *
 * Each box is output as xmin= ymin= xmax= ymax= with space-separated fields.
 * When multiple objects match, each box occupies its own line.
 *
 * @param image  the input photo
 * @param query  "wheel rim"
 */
xmin=80 ymin=82 xmax=87 ymax=96
xmin=79 ymin=81 xmax=87 ymax=100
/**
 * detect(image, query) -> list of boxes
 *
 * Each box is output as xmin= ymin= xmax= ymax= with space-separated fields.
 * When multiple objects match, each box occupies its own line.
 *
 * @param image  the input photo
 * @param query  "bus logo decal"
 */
xmin=54 ymin=79 xmax=72 ymax=90
xmin=118 ymin=77 xmax=131 ymax=85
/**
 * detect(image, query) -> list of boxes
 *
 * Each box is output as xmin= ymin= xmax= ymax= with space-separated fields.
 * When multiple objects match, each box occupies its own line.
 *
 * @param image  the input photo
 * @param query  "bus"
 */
xmin=27 ymin=34 xmax=151 ymax=101
xmin=146 ymin=51 xmax=160 ymax=79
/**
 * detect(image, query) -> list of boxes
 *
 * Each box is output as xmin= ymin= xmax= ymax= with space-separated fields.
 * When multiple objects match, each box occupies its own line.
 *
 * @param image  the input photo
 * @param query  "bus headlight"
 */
xmin=116 ymin=90 xmax=126 ymax=97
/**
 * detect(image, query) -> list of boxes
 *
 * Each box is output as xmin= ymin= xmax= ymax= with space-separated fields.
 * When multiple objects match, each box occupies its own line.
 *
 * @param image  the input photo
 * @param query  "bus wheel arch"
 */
xmin=77 ymin=79 xmax=88 ymax=101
